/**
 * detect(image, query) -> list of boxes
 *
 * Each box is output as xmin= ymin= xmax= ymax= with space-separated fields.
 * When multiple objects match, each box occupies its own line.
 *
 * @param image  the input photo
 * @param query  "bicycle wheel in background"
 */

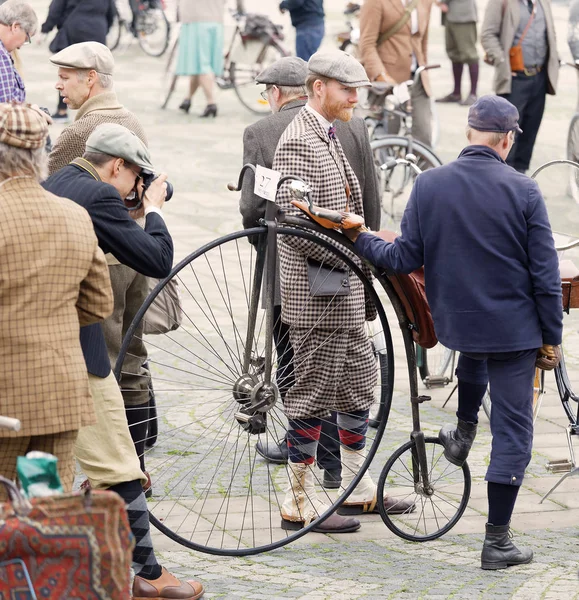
xmin=137 ymin=1 xmax=171 ymax=57
xmin=160 ymin=36 xmax=179 ymax=109
xmin=566 ymin=114 xmax=579 ymax=204
xmin=115 ymin=226 xmax=394 ymax=556
xmin=377 ymin=437 xmax=471 ymax=541
xmin=231 ymin=41 xmax=287 ymax=115
xmin=416 ymin=343 xmax=456 ymax=389
xmin=371 ymin=136 xmax=443 ymax=227
xmin=106 ymin=13 xmax=122 ymax=51
xmin=482 ymin=367 xmax=545 ymax=423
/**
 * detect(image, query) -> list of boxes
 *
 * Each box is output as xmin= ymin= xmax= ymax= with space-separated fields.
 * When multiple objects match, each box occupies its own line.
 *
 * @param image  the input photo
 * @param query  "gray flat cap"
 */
xmin=50 ymin=42 xmax=114 ymax=75
xmin=85 ymin=123 xmax=155 ymax=172
xmin=308 ymin=50 xmax=371 ymax=88
xmin=256 ymin=56 xmax=308 ymax=86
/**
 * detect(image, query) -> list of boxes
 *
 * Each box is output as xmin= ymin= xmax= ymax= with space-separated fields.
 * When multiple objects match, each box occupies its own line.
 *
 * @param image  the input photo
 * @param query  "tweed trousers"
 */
xmin=0 ymin=431 xmax=78 ymax=500
xmin=284 ymin=326 xmax=377 ymax=420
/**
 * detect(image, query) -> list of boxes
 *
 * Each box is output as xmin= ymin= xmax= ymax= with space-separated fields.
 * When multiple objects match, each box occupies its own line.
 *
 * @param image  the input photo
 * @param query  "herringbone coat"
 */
xmin=0 ymin=178 xmax=113 ymax=438
xmin=272 ymin=107 xmax=372 ymax=329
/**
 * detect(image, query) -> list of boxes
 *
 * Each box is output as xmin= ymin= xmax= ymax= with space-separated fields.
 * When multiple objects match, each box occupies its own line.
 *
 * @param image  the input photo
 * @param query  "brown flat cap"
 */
xmin=50 ymin=42 xmax=114 ymax=75
xmin=0 ymin=102 xmax=48 ymax=149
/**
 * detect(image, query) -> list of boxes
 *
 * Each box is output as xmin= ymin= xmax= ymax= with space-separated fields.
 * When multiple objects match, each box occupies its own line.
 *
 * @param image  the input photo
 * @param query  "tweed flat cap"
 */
xmin=256 ymin=57 xmax=308 ymax=86
xmin=0 ymin=103 xmax=48 ymax=149
xmin=50 ymin=42 xmax=114 ymax=75
xmin=308 ymin=50 xmax=371 ymax=88
xmin=85 ymin=123 xmax=155 ymax=172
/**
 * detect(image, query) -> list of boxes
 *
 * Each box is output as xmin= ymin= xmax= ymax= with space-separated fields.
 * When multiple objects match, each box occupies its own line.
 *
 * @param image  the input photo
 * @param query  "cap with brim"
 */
xmin=50 ymin=42 xmax=114 ymax=76
xmin=468 ymin=95 xmax=523 ymax=135
xmin=307 ymin=50 xmax=371 ymax=88
xmin=85 ymin=123 xmax=154 ymax=172
xmin=256 ymin=56 xmax=308 ymax=86
xmin=0 ymin=103 xmax=48 ymax=150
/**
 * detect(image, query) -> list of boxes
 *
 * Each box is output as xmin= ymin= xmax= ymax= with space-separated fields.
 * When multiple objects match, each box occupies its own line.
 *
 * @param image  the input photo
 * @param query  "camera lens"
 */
xmin=165 ymin=180 xmax=173 ymax=202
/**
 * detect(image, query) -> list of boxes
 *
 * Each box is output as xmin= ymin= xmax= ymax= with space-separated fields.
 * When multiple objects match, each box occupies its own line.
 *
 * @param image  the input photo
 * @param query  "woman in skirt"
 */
xmin=176 ymin=0 xmax=226 ymax=118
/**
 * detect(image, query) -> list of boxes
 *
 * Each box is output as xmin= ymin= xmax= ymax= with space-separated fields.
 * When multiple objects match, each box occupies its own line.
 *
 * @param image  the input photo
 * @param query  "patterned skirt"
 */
xmin=175 ymin=22 xmax=224 ymax=76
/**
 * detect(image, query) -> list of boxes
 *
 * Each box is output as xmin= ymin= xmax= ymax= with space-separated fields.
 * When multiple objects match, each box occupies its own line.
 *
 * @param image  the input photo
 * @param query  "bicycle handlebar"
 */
xmin=561 ymin=60 xmax=579 ymax=70
xmin=0 ymin=416 xmax=21 ymax=431
xmin=380 ymin=154 xmax=423 ymax=176
xmin=227 ymin=164 xmax=256 ymax=191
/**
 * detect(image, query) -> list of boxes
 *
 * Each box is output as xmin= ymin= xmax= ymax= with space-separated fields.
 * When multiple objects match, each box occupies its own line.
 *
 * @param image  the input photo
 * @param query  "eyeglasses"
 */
xmin=125 ymin=163 xmax=142 ymax=186
xmin=260 ymin=89 xmax=270 ymax=102
xmin=23 ymin=31 xmax=31 ymax=45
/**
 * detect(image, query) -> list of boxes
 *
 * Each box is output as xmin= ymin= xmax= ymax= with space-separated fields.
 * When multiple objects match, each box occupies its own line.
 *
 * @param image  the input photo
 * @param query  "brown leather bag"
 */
xmin=560 ymin=258 xmax=579 ymax=311
xmin=376 ymin=231 xmax=437 ymax=349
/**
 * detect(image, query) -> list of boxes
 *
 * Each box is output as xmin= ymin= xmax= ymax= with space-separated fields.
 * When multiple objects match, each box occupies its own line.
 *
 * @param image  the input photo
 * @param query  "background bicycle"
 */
xmin=107 ymin=0 xmax=171 ymax=57
xmin=161 ymin=10 xmax=289 ymax=114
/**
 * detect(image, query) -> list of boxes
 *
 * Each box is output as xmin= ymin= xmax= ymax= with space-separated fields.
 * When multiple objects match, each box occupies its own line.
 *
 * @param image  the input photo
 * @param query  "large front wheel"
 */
xmin=115 ymin=226 xmax=395 ymax=556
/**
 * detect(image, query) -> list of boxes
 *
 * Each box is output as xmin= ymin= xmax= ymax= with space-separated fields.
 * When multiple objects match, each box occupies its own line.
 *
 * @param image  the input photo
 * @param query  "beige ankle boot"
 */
xmin=280 ymin=462 xmax=328 ymax=528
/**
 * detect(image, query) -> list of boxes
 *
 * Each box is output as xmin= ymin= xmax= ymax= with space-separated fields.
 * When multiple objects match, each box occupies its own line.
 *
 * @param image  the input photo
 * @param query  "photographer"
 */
xmin=42 ymin=124 xmax=204 ymax=600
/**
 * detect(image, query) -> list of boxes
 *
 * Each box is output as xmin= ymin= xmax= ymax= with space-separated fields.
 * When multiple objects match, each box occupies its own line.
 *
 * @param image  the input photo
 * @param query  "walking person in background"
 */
xmin=279 ymin=0 xmax=325 ymax=61
xmin=436 ymin=0 xmax=479 ymax=106
xmin=481 ymin=0 xmax=559 ymax=174
xmin=0 ymin=0 xmax=37 ymax=102
xmin=358 ymin=0 xmax=434 ymax=146
xmin=40 ymin=0 xmax=116 ymax=121
xmin=176 ymin=0 xmax=225 ymax=118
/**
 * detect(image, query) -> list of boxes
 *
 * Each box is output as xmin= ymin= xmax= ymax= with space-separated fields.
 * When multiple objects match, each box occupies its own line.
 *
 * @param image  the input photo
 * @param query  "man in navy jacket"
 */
xmin=279 ymin=0 xmax=325 ymax=60
xmin=346 ymin=96 xmax=562 ymax=570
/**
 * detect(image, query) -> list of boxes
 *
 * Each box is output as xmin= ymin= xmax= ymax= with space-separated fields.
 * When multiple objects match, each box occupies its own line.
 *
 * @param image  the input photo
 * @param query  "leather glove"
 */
xmin=535 ymin=344 xmax=562 ymax=371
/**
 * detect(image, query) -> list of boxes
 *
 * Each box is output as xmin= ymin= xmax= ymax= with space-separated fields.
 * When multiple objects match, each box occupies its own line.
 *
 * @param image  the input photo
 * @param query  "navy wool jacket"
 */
xmin=43 ymin=164 xmax=174 ymax=377
xmin=279 ymin=0 xmax=324 ymax=27
xmin=355 ymin=146 xmax=563 ymax=353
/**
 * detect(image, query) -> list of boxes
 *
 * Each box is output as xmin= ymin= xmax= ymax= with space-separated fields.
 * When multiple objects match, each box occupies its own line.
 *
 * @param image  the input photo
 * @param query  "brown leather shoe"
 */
xmin=281 ymin=512 xmax=360 ymax=533
xmin=132 ymin=567 xmax=204 ymax=599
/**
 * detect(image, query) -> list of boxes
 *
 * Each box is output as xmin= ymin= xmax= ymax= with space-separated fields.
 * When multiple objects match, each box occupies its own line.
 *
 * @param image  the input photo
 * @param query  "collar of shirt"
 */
xmin=458 ymin=145 xmax=505 ymax=164
xmin=0 ymin=39 xmax=11 ymax=61
xmin=305 ymin=103 xmax=334 ymax=134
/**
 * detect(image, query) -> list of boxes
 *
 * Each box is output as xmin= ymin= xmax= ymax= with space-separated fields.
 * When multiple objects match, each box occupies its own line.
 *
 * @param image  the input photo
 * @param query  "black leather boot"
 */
xmin=481 ymin=523 xmax=533 ymax=570
xmin=438 ymin=419 xmax=477 ymax=466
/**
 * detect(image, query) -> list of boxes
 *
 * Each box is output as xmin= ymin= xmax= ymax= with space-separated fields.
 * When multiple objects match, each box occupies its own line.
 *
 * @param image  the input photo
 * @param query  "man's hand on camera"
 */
xmin=143 ymin=173 xmax=168 ymax=211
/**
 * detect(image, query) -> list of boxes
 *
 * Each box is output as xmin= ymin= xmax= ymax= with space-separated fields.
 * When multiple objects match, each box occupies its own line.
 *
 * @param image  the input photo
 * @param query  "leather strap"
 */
xmin=376 ymin=0 xmax=419 ymax=47
xmin=514 ymin=4 xmax=536 ymax=50
xmin=70 ymin=157 xmax=102 ymax=181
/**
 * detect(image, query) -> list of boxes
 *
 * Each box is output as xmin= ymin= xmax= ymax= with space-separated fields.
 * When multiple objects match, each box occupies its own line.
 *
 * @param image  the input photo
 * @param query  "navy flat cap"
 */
xmin=468 ymin=95 xmax=523 ymax=134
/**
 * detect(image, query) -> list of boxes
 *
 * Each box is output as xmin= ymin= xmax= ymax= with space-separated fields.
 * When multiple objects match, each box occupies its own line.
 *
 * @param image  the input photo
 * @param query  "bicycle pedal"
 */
xmin=423 ymin=375 xmax=450 ymax=388
xmin=546 ymin=459 xmax=573 ymax=473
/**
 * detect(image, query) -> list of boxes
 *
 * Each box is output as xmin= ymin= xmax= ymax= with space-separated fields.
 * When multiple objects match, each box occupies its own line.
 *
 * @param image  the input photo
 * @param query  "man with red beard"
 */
xmin=271 ymin=50 xmax=415 ymax=534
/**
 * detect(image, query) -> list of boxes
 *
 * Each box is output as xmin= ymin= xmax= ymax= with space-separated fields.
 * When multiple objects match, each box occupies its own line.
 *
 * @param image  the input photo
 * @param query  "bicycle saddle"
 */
xmin=291 ymin=199 xmax=365 ymax=230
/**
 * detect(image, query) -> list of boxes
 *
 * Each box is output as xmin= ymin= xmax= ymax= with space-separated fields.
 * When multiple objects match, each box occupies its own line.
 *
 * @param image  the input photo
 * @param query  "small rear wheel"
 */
xmin=377 ymin=437 xmax=471 ymax=541
xmin=137 ymin=2 xmax=171 ymax=57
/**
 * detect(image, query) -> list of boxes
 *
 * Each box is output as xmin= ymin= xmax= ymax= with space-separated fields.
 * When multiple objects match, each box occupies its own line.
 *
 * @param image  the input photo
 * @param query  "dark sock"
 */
xmin=468 ymin=61 xmax=479 ymax=96
xmin=125 ymin=402 xmax=150 ymax=471
xmin=109 ymin=480 xmax=161 ymax=579
xmin=456 ymin=379 xmax=487 ymax=424
xmin=452 ymin=62 xmax=464 ymax=96
xmin=487 ymin=482 xmax=520 ymax=526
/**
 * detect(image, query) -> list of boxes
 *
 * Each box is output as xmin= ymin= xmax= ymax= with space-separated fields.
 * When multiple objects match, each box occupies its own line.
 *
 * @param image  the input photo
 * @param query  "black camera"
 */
xmin=142 ymin=171 xmax=173 ymax=202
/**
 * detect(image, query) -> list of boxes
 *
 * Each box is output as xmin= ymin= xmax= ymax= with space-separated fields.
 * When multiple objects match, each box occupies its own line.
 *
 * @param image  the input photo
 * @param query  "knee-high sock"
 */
xmin=487 ymin=482 xmax=520 ymax=526
xmin=457 ymin=380 xmax=487 ymax=424
xmin=337 ymin=410 xmax=369 ymax=450
xmin=109 ymin=480 xmax=162 ymax=580
xmin=452 ymin=62 xmax=464 ymax=96
xmin=468 ymin=61 xmax=479 ymax=96
xmin=287 ymin=417 xmax=321 ymax=464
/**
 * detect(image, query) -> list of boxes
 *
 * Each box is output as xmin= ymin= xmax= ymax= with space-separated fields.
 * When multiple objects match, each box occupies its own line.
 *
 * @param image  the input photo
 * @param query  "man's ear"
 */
xmin=112 ymin=157 xmax=124 ymax=176
xmin=86 ymin=69 xmax=98 ymax=88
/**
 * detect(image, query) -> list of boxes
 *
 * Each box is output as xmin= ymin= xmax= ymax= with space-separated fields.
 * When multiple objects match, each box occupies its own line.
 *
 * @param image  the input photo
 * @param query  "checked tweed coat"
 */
xmin=272 ymin=107 xmax=377 ymax=418
xmin=0 ymin=178 xmax=113 ymax=438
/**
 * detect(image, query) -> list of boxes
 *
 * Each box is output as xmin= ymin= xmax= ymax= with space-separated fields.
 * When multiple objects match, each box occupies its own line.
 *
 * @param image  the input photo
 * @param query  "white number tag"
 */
xmin=254 ymin=165 xmax=281 ymax=202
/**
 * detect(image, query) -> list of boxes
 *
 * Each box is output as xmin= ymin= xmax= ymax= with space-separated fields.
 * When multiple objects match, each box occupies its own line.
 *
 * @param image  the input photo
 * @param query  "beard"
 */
xmin=322 ymin=98 xmax=355 ymax=122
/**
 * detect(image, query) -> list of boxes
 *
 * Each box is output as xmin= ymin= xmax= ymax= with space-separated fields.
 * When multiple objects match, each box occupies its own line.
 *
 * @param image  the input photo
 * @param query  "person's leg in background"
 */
xmin=481 ymin=349 xmax=536 ymax=570
xmin=500 ymin=71 xmax=546 ymax=173
xmin=76 ymin=373 xmax=205 ymax=599
xmin=437 ymin=21 xmax=463 ymax=103
xmin=459 ymin=21 xmax=479 ymax=106
xmin=410 ymin=77 xmax=433 ymax=147
xmin=295 ymin=22 xmax=325 ymax=61
xmin=179 ymin=76 xmax=199 ymax=113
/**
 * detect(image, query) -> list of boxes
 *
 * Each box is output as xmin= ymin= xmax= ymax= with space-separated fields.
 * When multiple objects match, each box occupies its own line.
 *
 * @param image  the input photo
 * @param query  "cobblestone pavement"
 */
xmin=26 ymin=0 xmax=579 ymax=597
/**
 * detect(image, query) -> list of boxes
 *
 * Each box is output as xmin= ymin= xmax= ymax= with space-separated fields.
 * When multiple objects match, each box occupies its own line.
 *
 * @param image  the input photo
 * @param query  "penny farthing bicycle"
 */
xmin=114 ymin=158 xmax=471 ymax=556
